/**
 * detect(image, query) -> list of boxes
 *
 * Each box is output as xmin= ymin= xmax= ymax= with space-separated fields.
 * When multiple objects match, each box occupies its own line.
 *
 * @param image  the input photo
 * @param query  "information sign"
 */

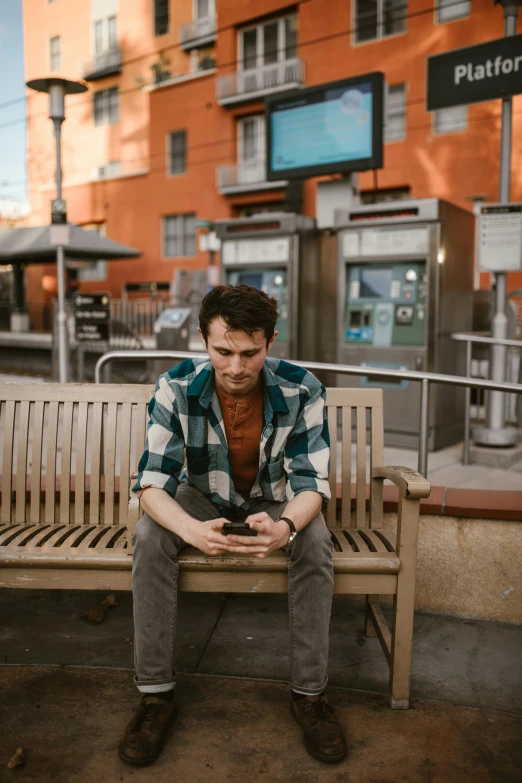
xmin=74 ymin=292 xmax=111 ymax=342
xmin=427 ymin=35 xmax=522 ymax=111
xmin=478 ymin=204 xmax=522 ymax=272
xmin=266 ymin=72 xmax=384 ymax=180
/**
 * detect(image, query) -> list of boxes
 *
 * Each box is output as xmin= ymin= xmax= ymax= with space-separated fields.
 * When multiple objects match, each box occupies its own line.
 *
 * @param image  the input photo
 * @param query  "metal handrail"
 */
xmin=451 ymin=332 xmax=522 ymax=464
xmin=95 ymin=350 xmax=522 ymax=478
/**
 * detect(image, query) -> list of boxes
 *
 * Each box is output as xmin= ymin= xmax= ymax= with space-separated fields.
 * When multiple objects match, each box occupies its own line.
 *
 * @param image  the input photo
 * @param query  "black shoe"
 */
xmin=291 ymin=694 xmax=347 ymax=764
xmin=118 ymin=695 xmax=177 ymax=767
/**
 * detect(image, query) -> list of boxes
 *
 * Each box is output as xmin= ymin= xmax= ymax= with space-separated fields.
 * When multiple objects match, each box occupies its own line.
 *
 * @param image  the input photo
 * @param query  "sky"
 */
xmin=0 ymin=0 xmax=27 ymax=206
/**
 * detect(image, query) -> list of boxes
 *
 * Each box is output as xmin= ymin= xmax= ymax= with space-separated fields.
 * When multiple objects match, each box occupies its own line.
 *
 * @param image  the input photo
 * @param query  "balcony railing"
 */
xmin=179 ymin=16 xmax=217 ymax=49
xmin=216 ymin=159 xmax=287 ymax=194
xmin=83 ymin=47 xmax=122 ymax=81
xmin=217 ymin=57 xmax=304 ymax=105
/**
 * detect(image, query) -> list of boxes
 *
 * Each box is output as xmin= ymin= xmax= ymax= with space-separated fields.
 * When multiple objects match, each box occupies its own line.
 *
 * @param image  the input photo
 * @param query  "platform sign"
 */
xmin=478 ymin=204 xmax=522 ymax=272
xmin=74 ymin=292 xmax=111 ymax=342
xmin=427 ymin=35 xmax=522 ymax=111
xmin=266 ymin=72 xmax=384 ymax=180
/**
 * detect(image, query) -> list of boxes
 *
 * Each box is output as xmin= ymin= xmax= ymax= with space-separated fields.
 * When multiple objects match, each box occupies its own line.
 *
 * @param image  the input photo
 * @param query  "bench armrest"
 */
xmin=372 ymin=465 xmax=431 ymax=500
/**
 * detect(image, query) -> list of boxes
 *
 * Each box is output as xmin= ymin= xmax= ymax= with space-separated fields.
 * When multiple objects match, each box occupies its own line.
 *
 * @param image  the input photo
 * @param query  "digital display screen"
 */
xmin=239 ymin=272 xmax=263 ymax=289
xmin=360 ymin=268 xmax=393 ymax=299
xmin=266 ymin=73 xmax=384 ymax=180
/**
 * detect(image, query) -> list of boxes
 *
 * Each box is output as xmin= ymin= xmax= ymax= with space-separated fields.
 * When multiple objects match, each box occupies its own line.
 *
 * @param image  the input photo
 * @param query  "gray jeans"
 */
xmin=132 ymin=483 xmax=334 ymax=696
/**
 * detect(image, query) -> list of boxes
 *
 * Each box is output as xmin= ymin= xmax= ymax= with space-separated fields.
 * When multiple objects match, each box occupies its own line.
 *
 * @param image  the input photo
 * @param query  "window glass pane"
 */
xmin=108 ymin=87 xmax=119 ymax=124
xmin=108 ymin=16 xmax=117 ymax=48
xmin=242 ymin=119 xmax=257 ymax=161
xmin=285 ymin=16 xmax=298 ymax=59
xmin=355 ymin=0 xmax=378 ymax=43
xmin=50 ymin=36 xmax=60 ymax=70
xmin=263 ymin=22 xmax=278 ymax=65
xmin=196 ymin=0 xmax=210 ymax=19
xmin=94 ymin=20 xmax=103 ymax=53
xmin=385 ymin=84 xmax=406 ymax=142
xmin=170 ymin=130 xmax=186 ymax=174
xmin=242 ymin=29 xmax=257 ymax=70
xmin=154 ymin=0 xmax=169 ymax=36
xmin=93 ymin=92 xmax=105 ymax=125
xmin=383 ymin=0 xmax=407 ymax=36
xmin=434 ymin=105 xmax=467 ymax=134
xmin=437 ymin=0 xmax=470 ymax=22
xmin=184 ymin=214 xmax=196 ymax=256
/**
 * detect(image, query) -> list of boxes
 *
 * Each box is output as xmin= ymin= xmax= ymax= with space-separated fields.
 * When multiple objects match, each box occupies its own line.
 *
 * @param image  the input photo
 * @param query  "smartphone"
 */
xmin=221 ymin=508 xmax=258 ymax=537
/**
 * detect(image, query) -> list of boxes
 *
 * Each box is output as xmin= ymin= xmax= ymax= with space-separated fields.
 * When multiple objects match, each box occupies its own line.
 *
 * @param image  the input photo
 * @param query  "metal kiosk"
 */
xmin=335 ymin=199 xmax=475 ymax=450
xmin=214 ymin=213 xmax=321 ymax=360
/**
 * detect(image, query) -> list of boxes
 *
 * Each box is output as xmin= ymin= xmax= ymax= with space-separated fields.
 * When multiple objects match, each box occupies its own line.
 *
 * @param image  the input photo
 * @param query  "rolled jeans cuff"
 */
xmin=134 ymin=676 xmax=175 ymax=694
xmin=291 ymin=676 xmax=328 ymax=697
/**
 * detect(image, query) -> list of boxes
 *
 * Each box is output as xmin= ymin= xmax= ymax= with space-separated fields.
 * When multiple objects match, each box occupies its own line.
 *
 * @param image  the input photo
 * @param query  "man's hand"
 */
xmin=184 ymin=518 xmax=242 ymax=557
xmin=224 ymin=512 xmax=290 ymax=559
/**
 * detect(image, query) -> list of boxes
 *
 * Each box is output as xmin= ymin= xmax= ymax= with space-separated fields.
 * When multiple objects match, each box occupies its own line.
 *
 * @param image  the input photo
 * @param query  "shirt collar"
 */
xmin=186 ymin=360 xmax=289 ymax=415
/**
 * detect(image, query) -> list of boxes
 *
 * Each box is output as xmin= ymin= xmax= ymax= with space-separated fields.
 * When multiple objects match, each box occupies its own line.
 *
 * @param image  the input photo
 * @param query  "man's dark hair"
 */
xmin=199 ymin=284 xmax=278 ymax=345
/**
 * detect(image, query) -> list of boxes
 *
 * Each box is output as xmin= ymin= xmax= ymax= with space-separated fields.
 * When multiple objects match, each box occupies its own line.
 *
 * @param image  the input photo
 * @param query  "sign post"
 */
xmin=427 ymin=1 xmax=522 ymax=447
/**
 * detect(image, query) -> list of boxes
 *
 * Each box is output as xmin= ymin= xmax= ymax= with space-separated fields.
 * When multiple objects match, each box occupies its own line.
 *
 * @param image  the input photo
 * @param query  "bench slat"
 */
xmin=341 ymin=406 xmax=352 ymax=527
xmin=59 ymin=402 xmax=74 ymax=525
xmin=75 ymin=402 xmax=88 ymax=525
xmin=30 ymin=401 xmax=44 ymax=524
xmin=119 ymin=404 xmax=132 ymax=527
xmin=327 ymin=405 xmax=337 ymax=527
xmin=45 ymin=402 xmax=59 ymax=525
xmin=15 ymin=401 xmax=30 ymax=524
xmin=1 ymin=401 xmax=16 ymax=524
xmin=104 ymin=403 xmax=117 ymax=527
xmin=356 ymin=407 xmax=367 ymax=528
xmin=89 ymin=403 xmax=103 ymax=525
xmin=370 ymin=404 xmax=384 ymax=529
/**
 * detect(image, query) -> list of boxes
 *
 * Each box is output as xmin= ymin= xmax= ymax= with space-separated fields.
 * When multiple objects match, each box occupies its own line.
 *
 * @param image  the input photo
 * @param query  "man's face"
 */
xmin=200 ymin=316 xmax=277 ymax=398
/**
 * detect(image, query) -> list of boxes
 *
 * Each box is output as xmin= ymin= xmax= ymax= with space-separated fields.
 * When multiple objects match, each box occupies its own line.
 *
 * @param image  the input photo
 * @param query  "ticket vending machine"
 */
xmin=335 ymin=199 xmax=475 ymax=450
xmin=214 ymin=214 xmax=322 ymax=361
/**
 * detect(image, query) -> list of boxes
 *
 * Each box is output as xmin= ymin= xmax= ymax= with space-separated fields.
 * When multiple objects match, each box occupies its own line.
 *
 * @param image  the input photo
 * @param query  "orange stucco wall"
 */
xmin=22 ymin=0 xmax=522 ymax=303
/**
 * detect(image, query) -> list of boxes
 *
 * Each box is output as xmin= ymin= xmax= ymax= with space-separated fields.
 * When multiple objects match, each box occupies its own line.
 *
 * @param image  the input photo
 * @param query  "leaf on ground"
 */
xmin=79 ymin=594 xmax=118 ymax=623
xmin=7 ymin=747 xmax=26 ymax=768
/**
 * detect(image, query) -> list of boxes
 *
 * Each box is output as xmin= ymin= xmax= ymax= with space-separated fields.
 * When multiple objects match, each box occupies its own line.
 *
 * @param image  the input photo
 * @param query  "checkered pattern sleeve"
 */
xmin=132 ymin=374 xmax=185 ymax=499
xmin=283 ymin=384 xmax=331 ymax=503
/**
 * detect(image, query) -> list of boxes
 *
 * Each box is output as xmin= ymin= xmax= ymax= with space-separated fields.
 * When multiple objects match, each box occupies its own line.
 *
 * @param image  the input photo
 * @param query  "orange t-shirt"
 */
xmin=216 ymin=381 xmax=264 ymax=494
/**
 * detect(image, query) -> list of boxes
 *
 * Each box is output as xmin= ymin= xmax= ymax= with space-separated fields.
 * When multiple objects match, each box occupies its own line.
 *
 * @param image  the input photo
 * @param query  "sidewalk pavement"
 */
xmin=2 ymin=664 xmax=521 ymax=783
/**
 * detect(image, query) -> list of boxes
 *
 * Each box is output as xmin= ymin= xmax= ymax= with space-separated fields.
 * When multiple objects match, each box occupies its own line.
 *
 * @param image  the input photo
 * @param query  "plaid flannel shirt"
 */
xmin=133 ymin=357 xmax=331 ymax=511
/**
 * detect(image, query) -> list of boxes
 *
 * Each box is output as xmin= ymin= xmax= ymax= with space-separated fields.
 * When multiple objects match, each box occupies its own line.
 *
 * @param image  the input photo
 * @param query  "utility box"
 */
xmin=150 ymin=307 xmax=192 ymax=379
xmin=214 ymin=213 xmax=325 ymax=361
xmin=335 ymin=199 xmax=475 ymax=450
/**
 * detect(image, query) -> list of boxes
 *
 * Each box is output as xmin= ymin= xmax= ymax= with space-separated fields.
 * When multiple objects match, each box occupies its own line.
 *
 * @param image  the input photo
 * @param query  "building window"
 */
xmin=50 ymin=36 xmax=60 ymax=70
xmin=93 ymin=87 xmax=119 ymax=126
xmin=168 ymin=131 xmax=187 ymax=175
xmin=354 ymin=0 xmax=407 ymax=44
xmin=94 ymin=15 xmax=117 ymax=54
xmin=78 ymin=224 xmax=107 ymax=282
xmin=154 ymin=0 xmax=169 ymax=36
xmin=385 ymin=83 xmax=406 ymax=142
xmin=195 ymin=0 xmax=214 ymax=20
xmin=238 ymin=116 xmax=265 ymax=162
xmin=240 ymin=13 xmax=297 ymax=70
xmin=95 ymin=160 xmax=121 ymax=180
xmin=163 ymin=214 xmax=196 ymax=257
xmin=436 ymin=0 xmax=470 ymax=23
xmin=433 ymin=105 xmax=467 ymax=134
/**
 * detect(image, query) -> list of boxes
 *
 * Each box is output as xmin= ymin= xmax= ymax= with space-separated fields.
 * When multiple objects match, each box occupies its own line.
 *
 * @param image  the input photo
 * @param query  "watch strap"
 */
xmin=276 ymin=516 xmax=297 ymax=540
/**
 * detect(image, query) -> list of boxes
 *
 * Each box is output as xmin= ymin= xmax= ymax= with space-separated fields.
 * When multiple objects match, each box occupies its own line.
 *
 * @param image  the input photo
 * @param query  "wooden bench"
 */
xmin=0 ymin=382 xmax=430 ymax=709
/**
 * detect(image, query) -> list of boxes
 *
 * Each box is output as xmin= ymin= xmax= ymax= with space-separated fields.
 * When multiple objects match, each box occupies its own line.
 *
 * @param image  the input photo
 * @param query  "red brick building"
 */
xmin=23 ymin=0 xmax=522 ymax=303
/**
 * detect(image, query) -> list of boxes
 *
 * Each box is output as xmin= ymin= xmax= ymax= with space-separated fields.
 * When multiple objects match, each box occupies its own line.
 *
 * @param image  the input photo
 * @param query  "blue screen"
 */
xmin=270 ymin=81 xmax=373 ymax=172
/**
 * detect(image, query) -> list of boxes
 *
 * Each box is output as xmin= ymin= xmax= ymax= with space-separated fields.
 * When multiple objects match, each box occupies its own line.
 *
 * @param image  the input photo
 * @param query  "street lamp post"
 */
xmin=26 ymin=76 xmax=88 ymax=383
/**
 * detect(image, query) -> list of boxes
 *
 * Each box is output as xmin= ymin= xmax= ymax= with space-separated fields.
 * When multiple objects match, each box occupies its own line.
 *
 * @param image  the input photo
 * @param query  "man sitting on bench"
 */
xmin=119 ymin=284 xmax=347 ymax=767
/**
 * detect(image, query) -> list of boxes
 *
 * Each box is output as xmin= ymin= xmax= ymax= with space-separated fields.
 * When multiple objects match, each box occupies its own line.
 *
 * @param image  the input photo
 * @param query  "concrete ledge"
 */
xmin=338 ymin=483 xmax=522 ymax=521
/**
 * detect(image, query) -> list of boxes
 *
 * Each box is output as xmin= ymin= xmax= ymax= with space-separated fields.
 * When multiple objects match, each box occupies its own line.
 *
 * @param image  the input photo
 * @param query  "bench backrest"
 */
xmin=0 ymin=383 xmax=384 ymax=530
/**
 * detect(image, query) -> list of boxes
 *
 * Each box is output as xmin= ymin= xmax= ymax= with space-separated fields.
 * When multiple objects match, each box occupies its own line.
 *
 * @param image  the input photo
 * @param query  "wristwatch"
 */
xmin=276 ymin=516 xmax=297 ymax=544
